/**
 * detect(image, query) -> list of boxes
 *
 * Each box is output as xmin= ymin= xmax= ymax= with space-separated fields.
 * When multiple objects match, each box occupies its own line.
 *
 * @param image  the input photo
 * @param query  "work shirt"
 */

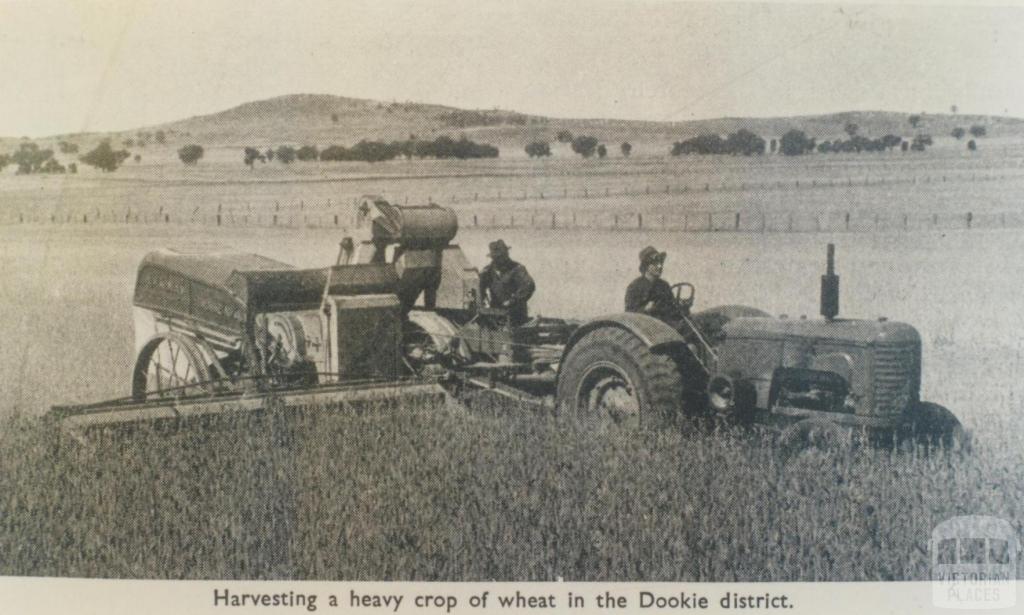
xmin=625 ymin=276 xmax=678 ymax=322
xmin=480 ymin=259 xmax=535 ymax=326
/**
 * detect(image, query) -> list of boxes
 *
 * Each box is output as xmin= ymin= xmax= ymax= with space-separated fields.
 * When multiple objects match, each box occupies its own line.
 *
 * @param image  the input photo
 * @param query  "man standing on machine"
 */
xmin=480 ymin=239 xmax=535 ymax=326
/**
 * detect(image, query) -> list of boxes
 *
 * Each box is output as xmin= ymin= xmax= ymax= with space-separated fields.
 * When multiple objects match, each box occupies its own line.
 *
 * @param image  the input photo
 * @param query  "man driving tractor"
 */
xmin=625 ymin=246 xmax=691 ymax=327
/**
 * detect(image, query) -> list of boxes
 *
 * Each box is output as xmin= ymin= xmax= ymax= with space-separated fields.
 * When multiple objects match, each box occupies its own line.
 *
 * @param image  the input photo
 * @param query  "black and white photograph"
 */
xmin=0 ymin=1 xmax=1021 ymax=612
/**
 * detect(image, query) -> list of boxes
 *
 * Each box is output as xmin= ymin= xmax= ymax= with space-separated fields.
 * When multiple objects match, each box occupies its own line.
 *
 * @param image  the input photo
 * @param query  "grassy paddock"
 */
xmin=1 ymin=400 xmax=1018 ymax=581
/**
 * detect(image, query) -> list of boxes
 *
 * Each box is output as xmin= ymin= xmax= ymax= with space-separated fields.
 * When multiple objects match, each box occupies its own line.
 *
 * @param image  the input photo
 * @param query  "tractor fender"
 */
xmin=561 ymin=312 xmax=688 ymax=361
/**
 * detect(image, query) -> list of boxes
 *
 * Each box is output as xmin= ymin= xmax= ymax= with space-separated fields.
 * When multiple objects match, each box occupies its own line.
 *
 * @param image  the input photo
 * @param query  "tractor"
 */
xmin=51 ymin=196 xmax=964 ymax=450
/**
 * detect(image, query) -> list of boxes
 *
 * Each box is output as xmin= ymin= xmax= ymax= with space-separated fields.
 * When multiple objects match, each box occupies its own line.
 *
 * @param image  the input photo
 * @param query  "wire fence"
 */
xmin=3 ymin=170 xmax=1023 ymax=233
xmin=3 ymin=203 xmax=1021 ymax=234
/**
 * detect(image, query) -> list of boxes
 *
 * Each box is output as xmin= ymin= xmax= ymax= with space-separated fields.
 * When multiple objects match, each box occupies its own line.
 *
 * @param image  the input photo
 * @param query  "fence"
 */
xmin=411 ymin=169 xmax=1024 ymax=205
xmin=3 ymin=202 xmax=1022 ymax=234
xmin=3 ymin=170 xmax=1023 ymax=234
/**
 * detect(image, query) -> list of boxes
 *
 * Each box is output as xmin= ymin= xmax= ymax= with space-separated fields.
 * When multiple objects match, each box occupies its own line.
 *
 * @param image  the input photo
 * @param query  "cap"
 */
xmin=639 ymin=245 xmax=666 ymax=272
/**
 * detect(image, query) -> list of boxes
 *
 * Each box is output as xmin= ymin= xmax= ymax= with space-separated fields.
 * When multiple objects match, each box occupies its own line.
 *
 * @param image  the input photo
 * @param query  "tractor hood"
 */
xmin=723 ymin=317 xmax=920 ymax=347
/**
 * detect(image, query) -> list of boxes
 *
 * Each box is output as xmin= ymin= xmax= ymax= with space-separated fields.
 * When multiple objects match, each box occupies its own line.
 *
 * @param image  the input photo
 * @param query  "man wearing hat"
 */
xmin=480 ymin=239 xmax=536 ymax=326
xmin=625 ymin=246 xmax=684 ymax=323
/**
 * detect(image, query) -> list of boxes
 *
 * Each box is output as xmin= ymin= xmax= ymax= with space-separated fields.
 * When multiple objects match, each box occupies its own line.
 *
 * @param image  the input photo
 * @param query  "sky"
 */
xmin=1 ymin=0 xmax=1023 ymax=137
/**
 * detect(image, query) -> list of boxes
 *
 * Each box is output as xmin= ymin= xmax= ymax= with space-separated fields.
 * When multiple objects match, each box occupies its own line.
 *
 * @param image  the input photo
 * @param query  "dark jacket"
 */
xmin=480 ymin=259 xmax=535 ymax=326
xmin=625 ymin=276 xmax=678 ymax=321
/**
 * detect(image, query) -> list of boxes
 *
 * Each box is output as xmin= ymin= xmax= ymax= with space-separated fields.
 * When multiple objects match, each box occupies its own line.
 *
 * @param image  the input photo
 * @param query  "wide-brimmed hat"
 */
xmin=639 ymin=245 xmax=666 ymax=272
xmin=488 ymin=239 xmax=511 ymax=257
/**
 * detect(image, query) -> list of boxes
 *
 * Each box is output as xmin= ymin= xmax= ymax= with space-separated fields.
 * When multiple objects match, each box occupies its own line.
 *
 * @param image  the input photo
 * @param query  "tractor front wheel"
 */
xmin=556 ymin=327 xmax=683 ymax=429
xmin=898 ymin=402 xmax=969 ymax=451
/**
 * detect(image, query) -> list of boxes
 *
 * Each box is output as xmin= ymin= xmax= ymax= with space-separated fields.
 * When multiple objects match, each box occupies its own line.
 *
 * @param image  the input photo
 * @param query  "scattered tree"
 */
xmin=0 ymin=153 xmax=10 ymax=172
xmin=908 ymin=114 xmax=921 ymax=129
xmin=154 ymin=130 xmax=166 ymax=145
xmin=524 ymin=141 xmax=552 ymax=158
xmin=724 ymin=129 xmax=766 ymax=156
xmin=177 ymin=144 xmax=204 ymax=165
xmin=11 ymin=142 xmax=55 ymax=174
xmin=40 ymin=158 xmax=66 ymax=174
xmin=265 ymin=148 xmax=275 ymax=162
xmin=296 ymin=145 xmax=319 ymax=161
xmin=967 ymin=139 xmax=977 ymax=151
xmin=769 ymin=138 xmax=778 ymax=153
xmin=244 ymin=147 xmax=264 ymax=167
xmin=597 ymin=144 xmax=608 ymax=158
xmin=779 ymin=129 xmax=815 ymax=156
xmin=276 ymin=146 xmax=296 ymax=164
xmin=844 ymin=122 xmax=859 ymax=138
xmin=901 ymin=141 xmax=909 ymax=152
xmin=969 ymin=124 xmax=987 ymax=138
xmin=331 ymin=113 xmax=339 ymax=123
xmin=79 ymin=140 xmax=130 ymax=172
xmin=556 ymin=130 xmax=573 ymax=143
xmin=67 ymin=162 xmax=77 ymax=174
xmin=951 ymin=127 xmax=966 ymax=140
xmin=620 ymin=142 xmax=632 ymax=157
xmin=910 ymin=134 xmax=933 ymax=152
xmin=570 ymin=135 xmax=599 ymax=158
xmin=134 ymin=154 xmax=141 ymax=163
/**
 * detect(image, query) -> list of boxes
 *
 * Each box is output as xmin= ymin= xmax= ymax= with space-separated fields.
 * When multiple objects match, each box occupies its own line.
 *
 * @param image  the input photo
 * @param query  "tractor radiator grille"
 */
xmin=873 ymin=343 xmax=920 ymax=414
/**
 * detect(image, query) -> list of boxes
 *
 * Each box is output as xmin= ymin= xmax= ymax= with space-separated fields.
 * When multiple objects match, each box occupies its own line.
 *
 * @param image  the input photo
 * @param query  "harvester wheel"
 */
xmin=132 ymin=332 xmax=212 ymax=402
xmin=556 ymin=327 xmax=682 ymax=429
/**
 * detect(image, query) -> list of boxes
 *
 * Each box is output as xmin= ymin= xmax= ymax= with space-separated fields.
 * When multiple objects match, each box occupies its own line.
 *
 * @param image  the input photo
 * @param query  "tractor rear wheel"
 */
xmin=132 ymin=332 xmax=212 ymax=402
xmin=556 ymin=327 xmax=683 ymax=429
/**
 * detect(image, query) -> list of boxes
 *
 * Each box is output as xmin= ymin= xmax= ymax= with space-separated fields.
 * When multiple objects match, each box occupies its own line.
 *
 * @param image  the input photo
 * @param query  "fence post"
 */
xmin=551 ymin=213 xmax=557 ymax=229
xmin=845 ymin=212 xmax=851 ymax=231
xmin=903 ymin=214 xmax=908 ymax=230
xmin=217 ymin=214 xmax=222 ymax=226
xmin=966 ymin=212 xmax=973 ymax=229
xmin=787 ymin=213 xmax=793 ymax=232
xmin=932 ymin=214 xmax=938 ymax=228
xmin=735 ymin=212 xmax=740 ymax=230
xmin=637 ymin=213 xmax=643 ymax=230
xmin=473 ymin=214 xmax=478 ymax=227
xmin=708 ymin=212 xmax=713 ymax=231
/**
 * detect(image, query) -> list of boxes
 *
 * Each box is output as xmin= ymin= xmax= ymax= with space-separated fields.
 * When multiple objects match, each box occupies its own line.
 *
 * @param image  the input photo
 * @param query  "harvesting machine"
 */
xmin=51 ymin=196 xmax=964 ymax=448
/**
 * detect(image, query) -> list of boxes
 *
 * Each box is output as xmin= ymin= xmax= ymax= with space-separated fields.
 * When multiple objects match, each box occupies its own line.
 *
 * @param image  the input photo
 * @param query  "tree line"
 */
xmin=243 ymin=135 xmax=500 ymax=167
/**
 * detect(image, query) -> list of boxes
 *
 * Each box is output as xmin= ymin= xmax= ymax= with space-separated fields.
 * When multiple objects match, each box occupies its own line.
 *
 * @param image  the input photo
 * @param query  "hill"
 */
xmin=5 ymin=94 xmax=1024 ymax=151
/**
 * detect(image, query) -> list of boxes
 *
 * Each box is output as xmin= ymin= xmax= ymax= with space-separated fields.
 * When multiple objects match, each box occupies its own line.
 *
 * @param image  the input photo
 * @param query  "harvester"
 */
xmin=51 ymin=196 xmax=964 ymax=449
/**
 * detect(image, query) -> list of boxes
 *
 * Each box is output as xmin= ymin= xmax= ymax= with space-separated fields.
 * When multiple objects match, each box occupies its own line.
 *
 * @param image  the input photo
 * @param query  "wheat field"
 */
xmin=0 ymin=153 xmax=1022 ymax=581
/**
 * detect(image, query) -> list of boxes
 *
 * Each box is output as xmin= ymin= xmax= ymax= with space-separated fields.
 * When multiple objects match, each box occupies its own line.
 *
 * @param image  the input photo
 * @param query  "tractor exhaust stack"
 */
xmin=821 ymin=243 xmax=839 ymax=321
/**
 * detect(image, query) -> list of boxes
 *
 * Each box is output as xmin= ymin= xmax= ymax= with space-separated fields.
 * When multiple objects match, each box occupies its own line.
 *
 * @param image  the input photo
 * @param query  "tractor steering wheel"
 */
xmin=670 ymin=282 xmax=695 ymax=312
